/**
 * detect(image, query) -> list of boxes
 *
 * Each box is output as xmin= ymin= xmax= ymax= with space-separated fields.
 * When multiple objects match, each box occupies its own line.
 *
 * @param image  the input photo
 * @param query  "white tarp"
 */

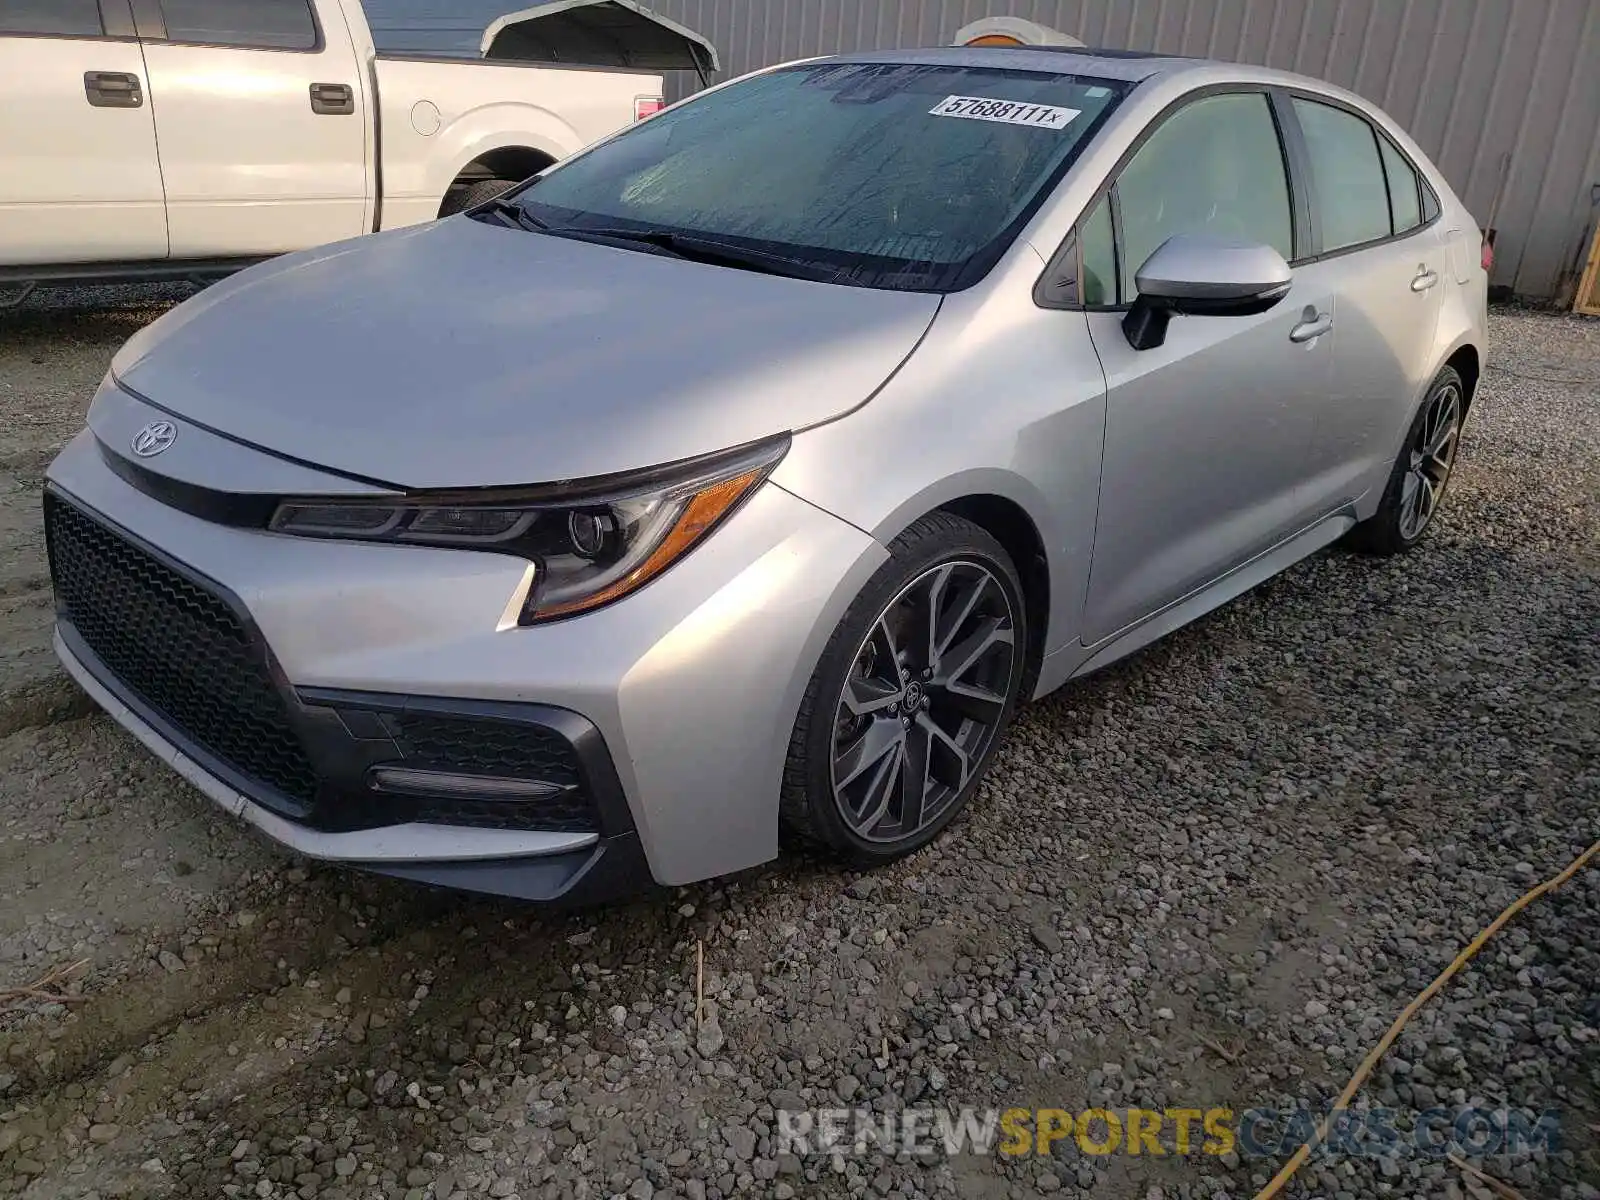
xmin=482 ymin=0 xmax=718 ymax=80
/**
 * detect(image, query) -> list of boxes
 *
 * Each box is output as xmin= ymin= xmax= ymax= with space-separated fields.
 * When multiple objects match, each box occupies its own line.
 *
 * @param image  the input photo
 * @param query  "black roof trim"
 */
xmin=1019 ymin=46 xmax=1193 ymax=60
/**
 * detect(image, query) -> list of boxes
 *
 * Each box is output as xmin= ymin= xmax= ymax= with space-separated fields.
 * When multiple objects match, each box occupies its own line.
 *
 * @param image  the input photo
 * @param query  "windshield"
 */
xmin=500 ymin=61 xmax=1127 ymax=292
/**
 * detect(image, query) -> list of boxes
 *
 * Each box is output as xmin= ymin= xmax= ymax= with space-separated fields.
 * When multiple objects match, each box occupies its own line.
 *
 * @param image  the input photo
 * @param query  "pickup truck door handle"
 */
xmin=309 ymin=82 xmax=355 ymax=115
xmin=84 ymin=71 xmax=143 ymax=108
xmin=1289 ymin=311 xmax=1333 ymax=343
xmin=1411 ymin=266 xmax=1440 ymax=292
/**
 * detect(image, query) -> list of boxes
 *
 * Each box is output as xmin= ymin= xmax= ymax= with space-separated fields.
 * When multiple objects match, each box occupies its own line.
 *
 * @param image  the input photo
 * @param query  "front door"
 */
xmin=0 ymin=0 xmax=169 ymax=264
xmin=140 ymin=0 xmax=367 ymax=258
xmin=1079 ymin=90 xmax=1334 ymax=645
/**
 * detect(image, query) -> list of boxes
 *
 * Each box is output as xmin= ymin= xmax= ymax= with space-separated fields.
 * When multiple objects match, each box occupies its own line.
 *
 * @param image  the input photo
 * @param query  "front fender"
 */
xmin=768 ymin=263 xmax=1109 ymax=661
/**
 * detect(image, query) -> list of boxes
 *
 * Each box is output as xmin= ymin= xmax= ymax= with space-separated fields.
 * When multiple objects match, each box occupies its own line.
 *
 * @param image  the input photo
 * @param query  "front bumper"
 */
xmin=45 ymin=411 xmax=887 ymax=898
xmin=56 ymin=626 xmax=646 ymax=903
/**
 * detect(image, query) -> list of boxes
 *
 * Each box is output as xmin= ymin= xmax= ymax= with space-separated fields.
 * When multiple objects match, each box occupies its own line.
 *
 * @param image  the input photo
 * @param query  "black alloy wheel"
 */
xmin=782 ymin=513 xmax=1027 ymax=862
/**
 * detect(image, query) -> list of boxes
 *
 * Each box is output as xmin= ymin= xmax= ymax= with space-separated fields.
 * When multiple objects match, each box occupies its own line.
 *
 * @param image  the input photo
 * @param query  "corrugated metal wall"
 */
xmin=365 ymin=0 xmax=1600 ymax=301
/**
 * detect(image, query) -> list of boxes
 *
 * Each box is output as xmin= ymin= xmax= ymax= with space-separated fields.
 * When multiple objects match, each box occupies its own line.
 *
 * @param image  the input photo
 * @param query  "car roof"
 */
xmin=813 ymin=45 xmax=1380 ymax=111
xmin=821 ymin=45 xmax=1210 ymax=83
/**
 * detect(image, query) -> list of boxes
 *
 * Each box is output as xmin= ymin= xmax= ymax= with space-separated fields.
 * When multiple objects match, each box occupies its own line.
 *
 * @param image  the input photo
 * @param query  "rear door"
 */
xmin=1285 ymin=95 xmax=1448 ymax=507
xmin=1077 ymin=89 xmax=1336 ymax=645
xmin=139 ymin=0 xmax=367 ymax=257
xmin=0 ymin=0 xmax=168 ymax=264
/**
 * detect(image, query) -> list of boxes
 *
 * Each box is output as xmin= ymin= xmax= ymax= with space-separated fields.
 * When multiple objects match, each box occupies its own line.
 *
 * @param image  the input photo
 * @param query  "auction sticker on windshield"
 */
xmin=929 ymin=95 xmax=1081 ymax=129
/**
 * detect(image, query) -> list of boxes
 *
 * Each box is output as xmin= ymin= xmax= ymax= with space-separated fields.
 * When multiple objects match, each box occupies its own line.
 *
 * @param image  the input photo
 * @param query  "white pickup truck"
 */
xmin=0 ymin=0 xmax=713 ymax=289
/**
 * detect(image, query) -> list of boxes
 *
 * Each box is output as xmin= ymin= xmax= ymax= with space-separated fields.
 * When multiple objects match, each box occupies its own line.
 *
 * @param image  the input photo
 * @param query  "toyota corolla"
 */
xmin=44 ymin=47 xmax=1487 ymax=902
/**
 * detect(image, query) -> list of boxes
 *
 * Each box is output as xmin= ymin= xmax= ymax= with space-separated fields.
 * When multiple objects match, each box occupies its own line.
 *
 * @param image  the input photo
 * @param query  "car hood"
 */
xmin=111 ymin=218 xmax=941 ymax=489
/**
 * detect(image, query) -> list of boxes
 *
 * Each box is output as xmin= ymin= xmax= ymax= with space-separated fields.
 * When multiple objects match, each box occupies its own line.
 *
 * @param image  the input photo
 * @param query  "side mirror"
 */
xmin=1122 ymin=235 xmax=1292 ymax=351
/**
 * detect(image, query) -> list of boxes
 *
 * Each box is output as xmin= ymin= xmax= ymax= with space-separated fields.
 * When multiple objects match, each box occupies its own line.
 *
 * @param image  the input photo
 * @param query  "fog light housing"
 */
xmin=367 ymin=766 xmax=574 ymax=802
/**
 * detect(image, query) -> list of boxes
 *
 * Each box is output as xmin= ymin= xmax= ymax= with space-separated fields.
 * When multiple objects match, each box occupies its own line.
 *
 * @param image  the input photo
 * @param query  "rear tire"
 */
xmin=440 ymin=177 xmax=518 ymax=218
xmin=780 ymin=513 xmax=1027 ymax=865
xmin=1344 ymin=366 xmax=1465 ymax=555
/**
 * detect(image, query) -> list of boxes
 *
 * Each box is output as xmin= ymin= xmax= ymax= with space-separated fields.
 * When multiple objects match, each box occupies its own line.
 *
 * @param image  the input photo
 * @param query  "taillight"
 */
xmin=1480 ymin=229 xmax=1495 ymax=273
xmin=634 ymin=96 xmax=664 ymax=122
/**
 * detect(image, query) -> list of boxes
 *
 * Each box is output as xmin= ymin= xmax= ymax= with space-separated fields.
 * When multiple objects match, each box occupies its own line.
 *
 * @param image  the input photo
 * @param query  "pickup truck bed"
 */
xmin=373 ymin=54 xmax=662 ymax=232
xmin=0 ymin=0 xmax=714 ymax=288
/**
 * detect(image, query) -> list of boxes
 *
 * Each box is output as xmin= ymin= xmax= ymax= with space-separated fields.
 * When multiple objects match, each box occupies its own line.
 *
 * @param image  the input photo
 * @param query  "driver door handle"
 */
xmin=1289 ymin=311 xmax=1333 ymax=343
xmin=1411 ymin=266 xmax=1440 ymax=292
xmin=84 ymin=71 xmax=143 ymax=108
xmin=309 ymin=82 xmax=354 ymax=115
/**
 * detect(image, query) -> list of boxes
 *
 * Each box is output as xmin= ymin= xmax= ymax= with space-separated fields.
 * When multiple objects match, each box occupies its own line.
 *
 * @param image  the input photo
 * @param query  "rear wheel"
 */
xmin=1345 ymin=366 xmax=1465 ymax=555
xmin=441 ymin=177 xmax=518 ymax=218
xmin=780 ymin=513 xmax=1027 ymax=864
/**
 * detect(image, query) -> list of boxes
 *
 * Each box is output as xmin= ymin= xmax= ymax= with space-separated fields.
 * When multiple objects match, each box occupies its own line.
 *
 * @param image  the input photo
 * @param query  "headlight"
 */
xmin=269 ymin=437 xmax=787 ymax=624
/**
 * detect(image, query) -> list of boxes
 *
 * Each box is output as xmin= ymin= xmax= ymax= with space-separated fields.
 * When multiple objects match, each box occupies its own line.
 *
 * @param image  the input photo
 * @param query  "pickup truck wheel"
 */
xmin=442 ymin=178 xmax=518 ymax=217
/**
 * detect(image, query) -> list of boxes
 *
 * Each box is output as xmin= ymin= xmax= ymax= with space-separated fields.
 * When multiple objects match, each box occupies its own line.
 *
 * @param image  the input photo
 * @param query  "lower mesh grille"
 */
xmin=45 ymin=492 xmax=319 ymax=807
xmin=394 ymin=712 xmax=581 ymax=786
xmin=392 ymin=711 xmax=596 ymax=832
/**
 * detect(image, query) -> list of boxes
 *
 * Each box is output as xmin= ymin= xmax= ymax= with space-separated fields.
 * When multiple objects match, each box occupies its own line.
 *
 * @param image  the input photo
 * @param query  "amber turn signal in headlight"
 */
xmin=530 ymin=466 xmax=768 ymax=621
xmin=269 ymin=437 xmax=789 ymax=624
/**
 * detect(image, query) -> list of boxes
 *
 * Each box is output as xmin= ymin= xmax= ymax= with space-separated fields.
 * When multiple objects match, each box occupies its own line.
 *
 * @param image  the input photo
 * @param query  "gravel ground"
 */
xmin=0 ymin=290 xmax=1595 ymax=1200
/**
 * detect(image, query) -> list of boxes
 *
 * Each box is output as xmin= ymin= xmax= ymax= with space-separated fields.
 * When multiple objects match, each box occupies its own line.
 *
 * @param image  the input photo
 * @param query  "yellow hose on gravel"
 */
xmin=1251 ymin=836 xmax=1600 ymax=1200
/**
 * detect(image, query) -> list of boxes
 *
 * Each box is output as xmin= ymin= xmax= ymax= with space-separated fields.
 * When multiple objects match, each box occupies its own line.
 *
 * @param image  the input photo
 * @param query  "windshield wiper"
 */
xmin=475 ymin=196 xmax=550 ymax=233
xmin=544 ymin=225 xmax=845 ymax=284
xmin=472 ymin=207 xmax=845 ymax=284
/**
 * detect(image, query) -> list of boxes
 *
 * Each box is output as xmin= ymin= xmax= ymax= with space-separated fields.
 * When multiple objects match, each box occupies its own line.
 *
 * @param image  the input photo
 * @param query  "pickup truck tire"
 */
xmin=442 ymin=178 xmax=518 ymax=217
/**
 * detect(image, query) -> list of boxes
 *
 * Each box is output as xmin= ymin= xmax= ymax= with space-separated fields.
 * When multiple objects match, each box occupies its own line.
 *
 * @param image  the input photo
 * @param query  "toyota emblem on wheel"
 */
xmin=131 ymin=421 xmax=177 ymax=457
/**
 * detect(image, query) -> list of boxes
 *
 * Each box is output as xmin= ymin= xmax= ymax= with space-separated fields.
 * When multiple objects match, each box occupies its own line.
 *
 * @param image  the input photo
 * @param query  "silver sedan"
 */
xmin=44 ymin=46 xmax=1487 ymax=901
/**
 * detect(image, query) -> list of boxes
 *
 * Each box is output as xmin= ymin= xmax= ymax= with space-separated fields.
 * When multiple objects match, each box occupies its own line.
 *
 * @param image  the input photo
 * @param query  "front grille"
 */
xmin=391 ymin=711 xmax=596 ymax=832
xmin=45 ymin=493 xmax=319 ymax=808
xmin=46 ymin=492 xmax=612 ymax=839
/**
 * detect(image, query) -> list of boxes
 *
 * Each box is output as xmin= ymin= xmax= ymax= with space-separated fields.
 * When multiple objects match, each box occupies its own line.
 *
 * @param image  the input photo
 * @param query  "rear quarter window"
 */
xmin=1378 ymin=137 xmax=1423 ymax=233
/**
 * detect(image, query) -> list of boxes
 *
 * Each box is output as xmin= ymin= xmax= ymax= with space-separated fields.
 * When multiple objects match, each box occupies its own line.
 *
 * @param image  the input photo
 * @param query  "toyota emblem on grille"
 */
xmin=131 ymin=420 xmax=177 ymax=457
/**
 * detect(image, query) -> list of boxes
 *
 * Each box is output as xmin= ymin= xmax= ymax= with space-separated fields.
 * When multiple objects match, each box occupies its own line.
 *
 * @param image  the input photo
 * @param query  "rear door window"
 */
xmin=157 ymin=0 xmax=317 ymax=49
xmin=1293 ymin=98 xmax=1391 ymax=252
xmin=0 ymin=0 xmax=103 ymax=36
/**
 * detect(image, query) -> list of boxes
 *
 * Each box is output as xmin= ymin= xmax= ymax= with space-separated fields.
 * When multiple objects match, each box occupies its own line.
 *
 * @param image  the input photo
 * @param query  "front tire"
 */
xmin=1344 ymin=366 xmax=1465 ymax=555
xmin=780 ymin=513 xmax=1028 ymax=864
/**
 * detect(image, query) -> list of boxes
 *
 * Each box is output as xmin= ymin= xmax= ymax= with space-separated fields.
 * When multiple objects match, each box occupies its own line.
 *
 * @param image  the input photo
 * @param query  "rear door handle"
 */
xmin=1411 ymin=267 xmax=1440 ymax=292
xmin=84 ymin=71 xmax=143 ymax=108
xmin=1289 ymin=312 xmax=1333 ymax=343
xmin=309 ymin=82 xmax=354 ymax=115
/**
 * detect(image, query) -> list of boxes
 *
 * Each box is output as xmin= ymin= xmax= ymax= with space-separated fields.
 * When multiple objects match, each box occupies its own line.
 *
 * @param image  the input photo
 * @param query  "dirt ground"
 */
xmin=0 ymin=292 xmax=1595 ymax=1200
